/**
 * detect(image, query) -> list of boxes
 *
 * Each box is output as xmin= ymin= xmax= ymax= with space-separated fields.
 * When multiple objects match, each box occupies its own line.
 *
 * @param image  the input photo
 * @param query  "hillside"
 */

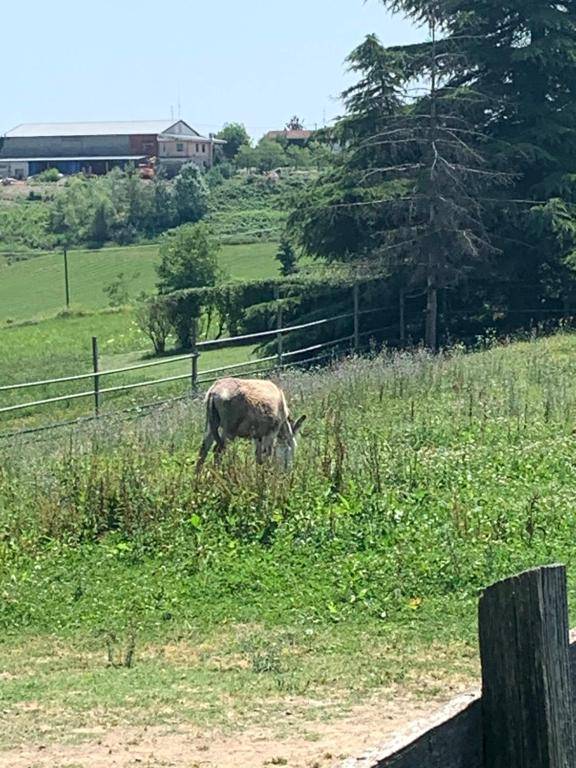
xmin=0 ymin=169 xmax=312 ymax=253
xmin=2 ymin=334 xmax=576 ymax=762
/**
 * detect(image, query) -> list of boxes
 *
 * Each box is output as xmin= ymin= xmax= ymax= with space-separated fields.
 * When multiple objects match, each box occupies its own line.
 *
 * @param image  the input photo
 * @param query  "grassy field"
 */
xmin=0 ymin=239 xmax=281 ymax=430
xmin=0 ymin=240 xmax=279 ymax=323
xmin=2 ymin=333 xmax=576 ymax=760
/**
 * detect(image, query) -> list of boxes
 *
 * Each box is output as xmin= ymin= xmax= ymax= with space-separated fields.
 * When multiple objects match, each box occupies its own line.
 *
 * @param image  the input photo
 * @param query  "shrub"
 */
xmin=32 ymin=168 xmax=61 ymax=183
xmin=156 ymin=222 xmax=222 ymax=294
xmin=136 ymin=296 xmax=173 ymax=354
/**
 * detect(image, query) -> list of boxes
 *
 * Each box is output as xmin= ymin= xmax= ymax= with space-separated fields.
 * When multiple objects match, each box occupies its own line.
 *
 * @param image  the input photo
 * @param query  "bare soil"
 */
xmin=0 ymin=685 xmax=477 ymax=768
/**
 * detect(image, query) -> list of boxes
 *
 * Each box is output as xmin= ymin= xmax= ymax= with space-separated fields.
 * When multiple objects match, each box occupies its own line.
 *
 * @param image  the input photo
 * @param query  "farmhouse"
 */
xmin=0 ymin=119 xmax=223 ymax=179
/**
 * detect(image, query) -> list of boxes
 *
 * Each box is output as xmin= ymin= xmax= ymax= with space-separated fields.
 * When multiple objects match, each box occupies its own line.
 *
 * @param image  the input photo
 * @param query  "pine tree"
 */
xmin=276 ymin=236 xmax=299 ymax=276
xmin=379 ymin=0 xmax=576 ymax=309
xmin=293 ymin=23 xmax=504 ymax=349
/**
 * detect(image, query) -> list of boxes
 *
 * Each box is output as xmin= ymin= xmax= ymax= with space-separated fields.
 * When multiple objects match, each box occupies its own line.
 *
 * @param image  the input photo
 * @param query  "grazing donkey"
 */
xmin=196 ymin=377 xmax=306 ymax=471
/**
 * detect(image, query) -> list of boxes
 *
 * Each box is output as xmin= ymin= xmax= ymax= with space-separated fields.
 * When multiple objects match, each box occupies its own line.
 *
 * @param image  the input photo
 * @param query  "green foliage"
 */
xmin=276 ymin=235 xmax=299 ymax=276
xmin=103 ymin=273 xmax=131 ymax=307
xmin=173 ymin=163 xmax=210 ymax=224
xmin=47 ymin=165 xmax=209 ymax=248
xmin=135 ymin=295 xmax=173 ymax=354
xmin=216 ymin=122 xmax=251 ymax=160
xmin=156 ymin=223 xmax=221 ymax=295
xmin=31 ymin=168 xmax=61 ymax=183
xmin=0 ymin=201 xmax=56 ymax=251
xmin=236 ymin=140 xmax=288 ymax=172
xmin=290 ymin=1 xmax=576 ymax=348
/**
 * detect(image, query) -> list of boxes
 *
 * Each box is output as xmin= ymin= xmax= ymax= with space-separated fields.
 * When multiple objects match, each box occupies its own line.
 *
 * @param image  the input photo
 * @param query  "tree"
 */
xmin=150 ymin=170 xmax=177 ymax=233
xmin=156 ymin=223 xmax=221 ymax=294
xmin=276 ymin=235 xmax=299 ymax=276
xmin=235 ymin=140 xmax=287 ymax=172
xmin=253 ymin=140 xmax=287 ymax=172
xmin=286 ymin=116 xmax=305 ymax=131
xmin=291 ymin=29 xmax=504 ymax=350
xmin=173 ymin=164 xmax=210 ymax=224
xmin=378 ymin=0 xmax=576 ymax=316
xmin=216 ymin=123 xmax=251 ymax=160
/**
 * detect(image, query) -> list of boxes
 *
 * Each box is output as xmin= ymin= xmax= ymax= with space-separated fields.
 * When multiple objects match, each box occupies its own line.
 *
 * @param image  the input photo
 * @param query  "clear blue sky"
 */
xmin=2 ymin=0 xmax=422 ymax=141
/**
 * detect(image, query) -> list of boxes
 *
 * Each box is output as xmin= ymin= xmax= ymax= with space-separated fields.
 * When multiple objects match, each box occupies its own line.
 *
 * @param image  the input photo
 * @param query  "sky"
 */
xmin=2 ymin=0 xmax=423 ymax=141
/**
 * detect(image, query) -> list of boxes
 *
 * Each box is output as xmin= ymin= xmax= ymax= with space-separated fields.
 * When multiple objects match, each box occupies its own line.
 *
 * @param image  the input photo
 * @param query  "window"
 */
xmin=196 ymin=143 xmax=200 ymax=153
xmin=202 ymin=144 xmax=206 ymax=153
xmin=176 ymin=142 xmax=184 ymax=152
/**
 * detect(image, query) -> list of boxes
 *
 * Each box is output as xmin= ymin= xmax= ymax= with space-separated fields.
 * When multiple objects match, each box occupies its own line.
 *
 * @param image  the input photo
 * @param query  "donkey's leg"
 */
xmin=196 ymin=429 xmax=215 ymax=473
xmin=254 ymin=438 xmax=264 ymax=464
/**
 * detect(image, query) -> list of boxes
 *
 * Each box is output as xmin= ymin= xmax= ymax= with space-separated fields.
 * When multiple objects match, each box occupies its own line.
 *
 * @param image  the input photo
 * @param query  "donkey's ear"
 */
xmin=292 ymin=415 xmax=307 ymax=434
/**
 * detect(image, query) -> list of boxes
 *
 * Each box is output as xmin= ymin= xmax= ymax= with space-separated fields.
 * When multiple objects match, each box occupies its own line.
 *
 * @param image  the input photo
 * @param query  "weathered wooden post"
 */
xmin=275 ymin=285 xmax=284 ymax=369
xmin=91 ymin=336 xmax=100 ymax=416
xmin=63 ymin=247 xmax=70 ymax=309
xmin=479 ymin=565 xmax=576 ymax=768
xmin=399 ymin=288 xmax=406 ymax=348
xmin=191 ymin=351 xmax=199 ymax=396
xmin=353 ymin=283 xmax=360 ymax=353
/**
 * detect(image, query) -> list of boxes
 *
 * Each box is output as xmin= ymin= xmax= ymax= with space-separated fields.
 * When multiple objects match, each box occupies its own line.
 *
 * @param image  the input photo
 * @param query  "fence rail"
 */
xmin=0 ymin=287 xmax=381 ymax=424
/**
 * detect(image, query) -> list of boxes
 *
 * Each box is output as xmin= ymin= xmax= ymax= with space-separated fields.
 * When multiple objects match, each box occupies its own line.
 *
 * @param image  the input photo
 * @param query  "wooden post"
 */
xmin=353 ymin=284 xmax=359 ymax=353
xmin=399 ymin=288 xmax=406 ymax=348
xmin=63 ymin=247 xmax=70 ymax=309
xmin=191 ymin=351 xmax=199 ymax=396
xmin=91 ymin=336 xmax=100 ymax=416
xmin=275 ymin=285 xmax=283 ymax=368
xmin=479 ymin=565 xmax=576 ymax=768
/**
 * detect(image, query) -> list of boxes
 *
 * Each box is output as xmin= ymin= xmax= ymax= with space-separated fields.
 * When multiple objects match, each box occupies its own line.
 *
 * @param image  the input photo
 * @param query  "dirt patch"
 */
xmin=0 ymin=686 xmax=475 ymax=768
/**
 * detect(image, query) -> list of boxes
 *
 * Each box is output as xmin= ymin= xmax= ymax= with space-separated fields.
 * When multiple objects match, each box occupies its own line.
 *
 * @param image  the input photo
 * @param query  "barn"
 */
xmin=0 ymin=119 xmax=222 ymax=179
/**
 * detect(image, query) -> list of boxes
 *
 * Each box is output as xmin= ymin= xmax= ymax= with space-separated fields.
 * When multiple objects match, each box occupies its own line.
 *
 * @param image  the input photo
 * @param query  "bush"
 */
xmin=32 ymin=168 xmax=61 ymax=183
xmin=136 ymin=297 xmax=173 ymax=354
xmin=156 ymin=222 xmax=222 ymax=294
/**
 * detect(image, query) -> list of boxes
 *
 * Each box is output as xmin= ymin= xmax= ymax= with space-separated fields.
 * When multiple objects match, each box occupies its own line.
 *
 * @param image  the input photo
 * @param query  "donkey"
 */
xmin=196 ymin=377 xmax=306 ymax=471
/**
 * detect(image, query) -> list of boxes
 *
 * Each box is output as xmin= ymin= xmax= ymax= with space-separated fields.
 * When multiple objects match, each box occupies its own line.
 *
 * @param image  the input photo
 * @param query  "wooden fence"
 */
xmin=0 ymin=286 xmax=389 ymax=427
xmin=340 ymin=564 xmax=576 ymax=768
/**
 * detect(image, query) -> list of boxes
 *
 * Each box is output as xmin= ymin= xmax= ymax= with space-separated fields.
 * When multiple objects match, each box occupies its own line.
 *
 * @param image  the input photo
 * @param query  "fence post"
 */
xmin=91 ymin=336 xmax=100 ymax=416
xmin=191 ymin=351 xmax=199 ymax=396
xmin=275 ymin=285 xmax=284 ymax=369
xmin=63 ymin=247 xmax=70 ymax=309
xmin=479 ymin=564 xmax=576 ymax=768
xmin=399 ymin=288 xmax=406 ymax=348
xmin=353 ymin=284 xmax=359 ymax=352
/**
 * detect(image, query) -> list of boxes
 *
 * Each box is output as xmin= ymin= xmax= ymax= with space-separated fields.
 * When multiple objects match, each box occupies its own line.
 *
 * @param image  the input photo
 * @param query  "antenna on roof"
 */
xmin=170 ymin=105 xmax=174 ymax=121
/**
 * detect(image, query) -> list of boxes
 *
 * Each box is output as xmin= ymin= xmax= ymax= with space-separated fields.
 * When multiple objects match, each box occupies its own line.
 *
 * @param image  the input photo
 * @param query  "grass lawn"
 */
xmin=0 ymin=240 xmax=279 ymax=323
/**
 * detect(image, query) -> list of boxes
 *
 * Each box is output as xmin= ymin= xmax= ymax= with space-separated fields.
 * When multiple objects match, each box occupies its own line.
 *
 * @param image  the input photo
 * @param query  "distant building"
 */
xmin=0 ymin=120 xmax=224 ymax=179
xmin=263 ymin=129 xmax=314 ymax=147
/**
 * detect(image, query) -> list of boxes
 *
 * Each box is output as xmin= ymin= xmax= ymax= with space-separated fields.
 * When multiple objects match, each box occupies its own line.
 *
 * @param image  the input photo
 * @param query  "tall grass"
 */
xmin=3 ymin=333 xmax=576 ymax=636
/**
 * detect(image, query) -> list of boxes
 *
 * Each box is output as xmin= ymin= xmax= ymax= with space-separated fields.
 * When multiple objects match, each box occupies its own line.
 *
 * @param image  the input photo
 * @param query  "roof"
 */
xmin=264 ymin=129 xmax=313 ymax=141
xmin=0 ymin=155 xmax=147 ymax=162
xmin=4 ymin=120 xmax=198 ymax=138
